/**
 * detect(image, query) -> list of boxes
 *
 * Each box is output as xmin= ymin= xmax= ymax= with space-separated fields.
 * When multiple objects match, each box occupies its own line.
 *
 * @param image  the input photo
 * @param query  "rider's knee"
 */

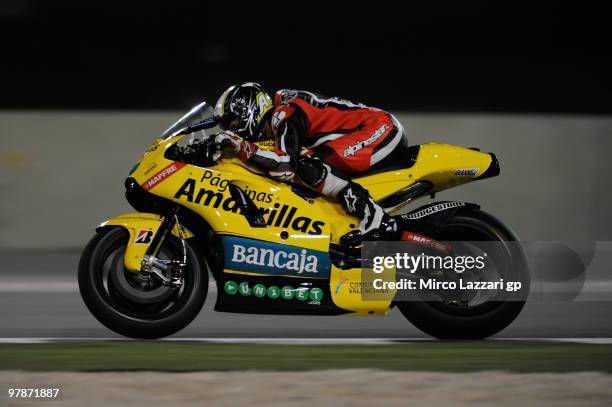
xmin=296 ymin=156 xmax=327 ymax=189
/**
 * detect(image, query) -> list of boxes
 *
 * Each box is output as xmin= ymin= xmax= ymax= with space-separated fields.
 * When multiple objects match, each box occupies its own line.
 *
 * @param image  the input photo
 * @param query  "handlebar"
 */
xmin=166 ymin=137 xmax=221 ymax=167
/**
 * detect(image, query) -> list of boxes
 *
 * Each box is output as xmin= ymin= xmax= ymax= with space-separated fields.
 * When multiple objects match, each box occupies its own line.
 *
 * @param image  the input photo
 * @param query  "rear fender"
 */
xmin=394 ymin=201 xmax=480 ymax=234
xmin=97 ymin=212 xmax=193 ymax=272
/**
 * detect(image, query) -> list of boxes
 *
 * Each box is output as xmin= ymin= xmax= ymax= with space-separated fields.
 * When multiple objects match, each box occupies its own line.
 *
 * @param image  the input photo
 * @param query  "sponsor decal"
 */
xmin=335 ymin=279 xmax=391 ymax=295
xmin=343 ymin=188 xmax=358 ymax=213
xmin=255 ymin=139 xmax=276 ymax=151
xmin=222 ymin=236 xmax=331 ymax=278
xmin=452 ymin=168 xmax=480 ymax=177
xmin=143 ymin=163 xmax=157 ymax=175
xmin=267 ymin=285 xmax=281 ymax=299
xmin=134 ymin=228 xmax=154 ymax=244
xmin=401 ymin=202 xmax=466 ymax=220
xmin=281 ymin=286 xmax=295 ymax=300
xmin=271 ymin=110 xmax=286 ymax=131
xmin=334 ymin=271 xmax=391 ymax=296
xmin=238 ymin=281 xmax=252 ymax=296
xmin=223 ymin=280 xmax=324 ymax=302
xmin=253 ymin=284 xmax=267 ymax=298
xmin=309 ymin=287 xmax=323 ymax=302
xmin=401 ymin=231 xmax=452 ymax=254
xmin=334 ymin=272 xmax=350 ymax=294
xmin=343 ymin=124 xmax=389 ymax=157
xmin=174 ymin=171 xmax=326 ymax=235
xmin=240 ymin=141 xmax=255 ymax=161
xmin=142 ymin=161 xmax=186 ymax=191
xmin=224 ymin=281 xmax=238 ymax=295
xmin=295 ymin=287 xmax=309 ymax=301
xmin=270 ymin=105 xmax=295 ymax=132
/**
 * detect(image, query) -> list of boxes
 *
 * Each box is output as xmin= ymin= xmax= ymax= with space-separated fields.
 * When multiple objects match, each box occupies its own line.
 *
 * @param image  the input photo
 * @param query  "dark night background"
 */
xmin=1 ymin=0 xmax=610 ymax=112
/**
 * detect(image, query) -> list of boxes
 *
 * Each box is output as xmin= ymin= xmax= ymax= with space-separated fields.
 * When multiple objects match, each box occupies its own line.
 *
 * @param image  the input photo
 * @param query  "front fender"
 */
xmin=97 ymin=212 xmax=193 ymax=272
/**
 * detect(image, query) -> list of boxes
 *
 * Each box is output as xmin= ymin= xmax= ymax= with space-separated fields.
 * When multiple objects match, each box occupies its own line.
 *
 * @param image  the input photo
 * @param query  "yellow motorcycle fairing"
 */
xmin=354 ymin=143 xmax=495 ymax=201
xmin=98 ymin=212 xmax=193 ymax=272
xmin=329 ymin=265 xmax=397 ymax=315
xmin=122 ymin=135 xmax=496 ymax=314
xmin=129 ymin=136 xmax=344 ymax=252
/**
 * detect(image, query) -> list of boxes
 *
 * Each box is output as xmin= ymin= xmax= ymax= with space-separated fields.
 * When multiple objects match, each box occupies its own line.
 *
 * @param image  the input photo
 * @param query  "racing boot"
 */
xmin=337 ymin=182 xmax=398 ymax=247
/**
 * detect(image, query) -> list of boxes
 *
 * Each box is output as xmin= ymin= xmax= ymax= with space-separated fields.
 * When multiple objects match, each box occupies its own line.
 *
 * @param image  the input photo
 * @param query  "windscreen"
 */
xmin=160 ymin=101 xmax=219 ymax=140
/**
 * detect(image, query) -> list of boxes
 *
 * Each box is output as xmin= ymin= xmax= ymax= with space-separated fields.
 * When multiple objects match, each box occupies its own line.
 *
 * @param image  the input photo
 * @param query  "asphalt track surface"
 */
xmin=2 ymin=250 xmax=612 ymax=339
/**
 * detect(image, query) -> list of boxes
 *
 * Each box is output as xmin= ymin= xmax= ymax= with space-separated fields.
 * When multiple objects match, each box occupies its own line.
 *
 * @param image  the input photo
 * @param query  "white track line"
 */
xmin=1 ymin=338 xmax=612 ymax=344
xmin=0 ymin=281 xmax=78 ymax=292
xmin=0 ymin=281 xmax=218 ymax=293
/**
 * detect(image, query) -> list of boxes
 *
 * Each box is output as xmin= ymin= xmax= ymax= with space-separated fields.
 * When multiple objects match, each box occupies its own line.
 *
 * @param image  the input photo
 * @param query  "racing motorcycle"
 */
xmin=78 ymin=101 xmax=528 ymax=340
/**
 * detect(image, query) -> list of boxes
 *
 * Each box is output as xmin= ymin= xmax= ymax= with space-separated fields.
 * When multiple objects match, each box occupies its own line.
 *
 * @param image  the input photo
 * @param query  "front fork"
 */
xmin=141 ymin=210 xmax=188 ymax=287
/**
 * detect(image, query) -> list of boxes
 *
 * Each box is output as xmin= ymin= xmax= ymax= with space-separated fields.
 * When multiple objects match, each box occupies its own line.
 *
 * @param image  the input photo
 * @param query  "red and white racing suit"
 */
xmin=237 ymin=89 xmax=407 ymax=242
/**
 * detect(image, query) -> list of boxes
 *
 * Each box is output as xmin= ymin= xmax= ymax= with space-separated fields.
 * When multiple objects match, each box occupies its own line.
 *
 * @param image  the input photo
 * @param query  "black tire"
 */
xmin=396 ymin=208 xmax=529 ymax=339
xmin=78 ymin=227 xmax=208 ymax=339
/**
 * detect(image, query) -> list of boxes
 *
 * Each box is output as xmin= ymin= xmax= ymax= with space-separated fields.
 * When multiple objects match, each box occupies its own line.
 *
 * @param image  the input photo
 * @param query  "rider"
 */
xmin=214 ymin=82 xmax=408 ymax=245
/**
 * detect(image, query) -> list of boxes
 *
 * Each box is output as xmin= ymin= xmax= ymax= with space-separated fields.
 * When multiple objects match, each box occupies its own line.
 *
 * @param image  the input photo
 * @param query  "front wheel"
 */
xmin=78 ymin=227 xmax=208 ymax=339
xmin=396 ymin=208 xmax=529 ymax=339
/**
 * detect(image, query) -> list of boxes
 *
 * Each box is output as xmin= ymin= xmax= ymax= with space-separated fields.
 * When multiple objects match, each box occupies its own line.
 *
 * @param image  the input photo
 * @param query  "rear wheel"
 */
xmin=78 ymin=227 xmax=208 ymax=339
xmin=396 ymin=208 xmax=529 ymax=339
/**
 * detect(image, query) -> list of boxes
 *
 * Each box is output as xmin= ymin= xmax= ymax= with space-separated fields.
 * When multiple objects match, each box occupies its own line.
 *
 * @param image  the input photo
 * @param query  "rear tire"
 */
xmin=396 ymin=208 xmax=529 ymax=339
xmin=78 ymin=227 xmax=208 ymax=339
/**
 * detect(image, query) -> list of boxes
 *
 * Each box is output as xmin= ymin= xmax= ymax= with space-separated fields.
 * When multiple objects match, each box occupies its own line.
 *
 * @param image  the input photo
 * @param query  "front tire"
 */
xmin=78 ymin=227 xmax=208 ymax=339
xmin=396 ymin=208 xmax=529 ymax=339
